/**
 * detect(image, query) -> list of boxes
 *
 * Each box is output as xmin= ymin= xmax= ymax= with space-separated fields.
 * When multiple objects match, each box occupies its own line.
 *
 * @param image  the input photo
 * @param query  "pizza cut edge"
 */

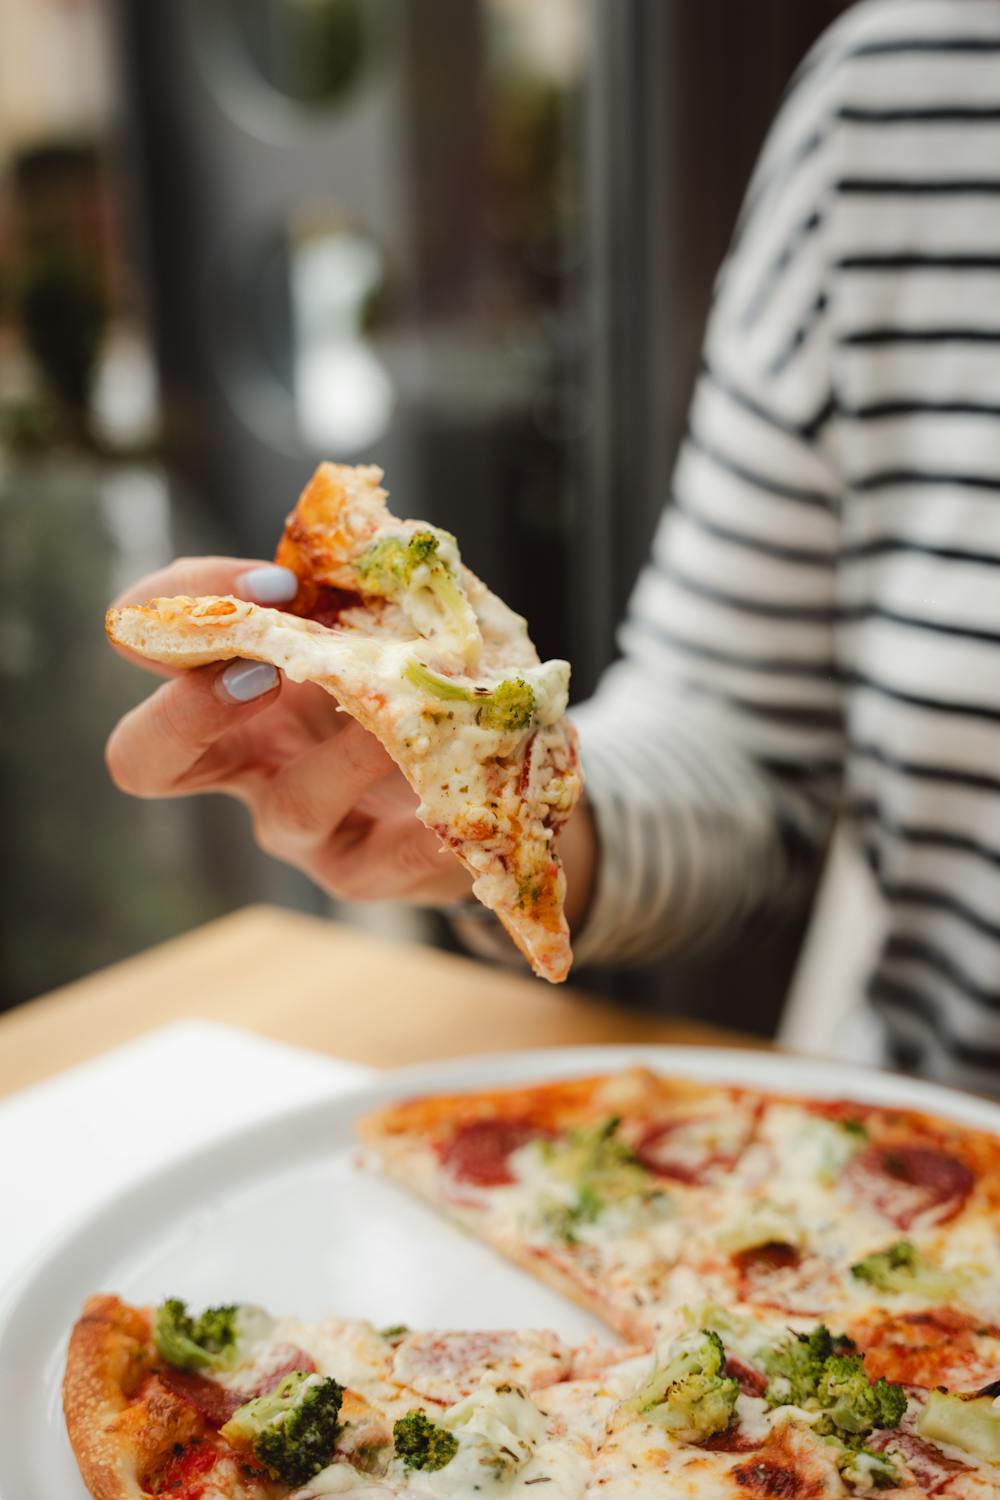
xmin=357 ymin=1066 xmax=1000 ymax=1358
xmin=357 ymin=1068 xmax=736 ymax=1345
xmin=105 ymin=462 xmax=584 ymax=983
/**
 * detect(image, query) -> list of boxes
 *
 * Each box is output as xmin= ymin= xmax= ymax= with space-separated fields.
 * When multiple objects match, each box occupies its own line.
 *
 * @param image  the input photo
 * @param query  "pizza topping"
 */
xmin=352 ymin=527 xmax=482 ymax=669
xmin=760 ymin=1325 xmax=907 ymax=1443
xmin=257 ymin=1347 xmax=320 ymax=1395
xmin=634 ymin=1112 xmax=753 ymax=1184
xmin=850 ymin=1240 xmax=973 ymax=1303
xmin=918 ymin=1390 xmax=1000 ymax=1465
xmin=761 ymin=1324 xmax=844 ymax=1411
xmin=851 ymin=1307 xmax=1000 ymax=1389
xmin=422 ymin=1376 xmax=547 ymax=1488
xmin=699 ymin=1422 xmax=761 ymax=1450
xmin=734 ymin=1244 xmax=801 ymax=1275
xmin=392 ymin=1409 xmax=459 ymax=1471
xmin=297 ymin=584 xmax=363 ymax=629
xmin=732 ymin=1243 xmax=803 ymax=1304
xmin=725 ymin=1354 xmax=769 ymax=1399
xmin=843 ymin=1144 xmax=974 ymax=1229
xmin=731 ymin=1458 xmax=807 ymax=1496
xmin=731 ymin=1251 xmax=845 ymax=1321
xmin=288 ymin=1468 xmax=396 ymax=1496
xmin=622 ymin=1330 xmax=739 ymax=1442
xmin=835 ymin=1443 xmax=903 ymax=1493
xmin=732 ymin=1425 xmax=893 ymax=1498
xmin=219 ymin=1371 xmax=344 ymax=1486
xmin=438 ymin=1119 xmax=552 ymax=1186
xmin=718 ymin=1201 xmax=805 ymax=1257
xmin=403 ymin=658 xmax=570 ymax=745
xmin=867 ymin=1430 xmax=970 ymax=1493
xmin=154 ymin=1298 xmax=275 ymax=1374
xmin=157 ymin=1366 xmax=247 ymax=1428
xmin=392 ymin=1328 xmax=570 ymax=1403
xmin=151 ymin=1438 xmax=228 ymax=1499
xmin=523 ymin=1116 xmax=672 ymax=1244
xmin=777 ymin=1113 xmax=868 ymax=1187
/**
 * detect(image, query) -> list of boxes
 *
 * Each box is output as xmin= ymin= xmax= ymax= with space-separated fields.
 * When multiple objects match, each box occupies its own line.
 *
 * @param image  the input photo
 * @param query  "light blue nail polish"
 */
xmin=237 ymin=565 xmax=299 ymax=604
xmin=219 ymin=660 xmax=279 ymax=702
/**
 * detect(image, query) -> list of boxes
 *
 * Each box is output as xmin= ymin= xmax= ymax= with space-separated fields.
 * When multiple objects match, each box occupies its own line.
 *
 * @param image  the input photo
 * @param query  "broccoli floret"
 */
xmin=851 ymin=1240 xmax=968 ymax=1301
xmin=355 ymin=530 xmax=441 ymax=591
xmin=539 ymin=1117 xmax=644 ymax=1189
xmin=403 ymin=659 xmax=536 ymax=734
xmin=852 ymin=1240 xmax=919 ymax=1288
xmin=534 ymin=1118 xmax=667 ymax=1242
xmin=403 ymin=659 xmax=472 ymax=701
xmin=356 ymin=530 xmax=480 ymax=664
xmin=393 ymin=1409 xmax=459 ymax=1472
xmin=624 ymin=1330 xmax=739 ymax=1443
xmin=541 ymin=1182 xmax=604 ymax=1244
xmin=762 ymin=1326 xmax=906 ymax=1441
xmin=816 ymin=1356 xmax=907 ymax=1436
xmin=474 ymin=678 xmax=536 ymax=733
xmin=153 ymin=1299 xmax=272 ymax=1372
xmin=833 ymin=1441 xmax=902 ymax=1491
xmin=220 ymin=1371 xmax=343 ymax=1486
xmin=761 ymin=1325 xmax=853 ymax=1409
xmin=919 ymin=1391 xmax=1000 ymax=1463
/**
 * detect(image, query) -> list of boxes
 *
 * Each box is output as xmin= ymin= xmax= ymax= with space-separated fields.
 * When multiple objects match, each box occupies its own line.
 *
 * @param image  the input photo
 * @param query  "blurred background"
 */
xmin=0 ymin=0 xmax=852 ymax=1035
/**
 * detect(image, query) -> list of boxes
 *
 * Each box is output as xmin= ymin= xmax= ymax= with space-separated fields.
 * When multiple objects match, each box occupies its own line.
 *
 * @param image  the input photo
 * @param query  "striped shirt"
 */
xmin=572 ymin=0 xmax=1000 ymax=1093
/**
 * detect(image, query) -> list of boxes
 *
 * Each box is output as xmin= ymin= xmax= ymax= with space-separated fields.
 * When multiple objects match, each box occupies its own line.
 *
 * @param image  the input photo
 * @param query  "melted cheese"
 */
xmin=293 ymin=1465 xmax=398 ymax=1496
xmin=386 ymin=1374 xmax=611 ymax=1500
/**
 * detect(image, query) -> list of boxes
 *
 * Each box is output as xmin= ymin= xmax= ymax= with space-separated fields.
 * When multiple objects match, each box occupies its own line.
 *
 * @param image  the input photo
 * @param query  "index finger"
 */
xmin=112 ymin=556 xmax=273 ymax=610
xmin=109 ymin=556 xmax=295 ymax=677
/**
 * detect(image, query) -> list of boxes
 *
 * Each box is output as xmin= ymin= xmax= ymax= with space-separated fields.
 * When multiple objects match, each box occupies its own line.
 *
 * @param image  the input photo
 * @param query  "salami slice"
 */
xmin=392 ymin=1328 xmax=569 ymax=1403
xmin=868 ymin=1431 xmax=970 ymax=1495
xmin=254 ymin=1346 xmax=317 ymax=1396
xmin=156 ymin=1368 xmax=246 ymax=1428
xmin=843 ymin=1143 xmax=974 ymax=1229
xmin=634 ymin=1112 xmax=753 ymax=1184
xmin=437 ymin=1118 xmax=549 ymax=1186
xmin=724 ymin=1354 xmax=768 ymax=1398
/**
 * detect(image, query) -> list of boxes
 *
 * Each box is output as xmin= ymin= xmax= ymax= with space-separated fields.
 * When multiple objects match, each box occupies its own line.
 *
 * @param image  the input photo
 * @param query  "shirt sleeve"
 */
xmin=572 ymin=56 xmax=847 ymax=968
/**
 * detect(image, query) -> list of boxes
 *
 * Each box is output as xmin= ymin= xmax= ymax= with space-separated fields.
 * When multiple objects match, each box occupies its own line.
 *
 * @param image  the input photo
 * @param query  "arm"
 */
xmin=571 ymin=58 xmax=846 ymax=967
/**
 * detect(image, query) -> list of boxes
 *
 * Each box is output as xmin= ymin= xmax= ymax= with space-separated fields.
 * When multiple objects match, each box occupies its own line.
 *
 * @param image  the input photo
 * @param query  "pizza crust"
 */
xmin=62 ymin=1295 xmax=188 ymax=1500
xmin=357 ymin=1069 xmax=715 ymax=1145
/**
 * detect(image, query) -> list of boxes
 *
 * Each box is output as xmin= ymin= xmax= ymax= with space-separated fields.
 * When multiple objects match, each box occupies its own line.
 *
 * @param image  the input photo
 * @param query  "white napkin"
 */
xmin=0 ymin=1020 xmax=372 ymax=1289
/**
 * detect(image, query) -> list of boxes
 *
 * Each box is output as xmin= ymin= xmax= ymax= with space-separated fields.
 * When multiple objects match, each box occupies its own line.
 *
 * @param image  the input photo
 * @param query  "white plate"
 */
xmin=3 ymin=1042 xmax=1000 ymax=1500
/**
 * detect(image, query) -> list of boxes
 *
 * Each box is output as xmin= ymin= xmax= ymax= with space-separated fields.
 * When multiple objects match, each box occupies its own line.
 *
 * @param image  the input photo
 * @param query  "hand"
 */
xmin=104 ymin=557 xmax=472 ymax=905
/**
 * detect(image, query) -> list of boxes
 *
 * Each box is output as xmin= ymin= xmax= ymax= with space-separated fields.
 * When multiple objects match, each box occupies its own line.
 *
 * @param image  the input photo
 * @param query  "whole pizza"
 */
xmin=64 ymin=1066 xmax=1000 ymax=1498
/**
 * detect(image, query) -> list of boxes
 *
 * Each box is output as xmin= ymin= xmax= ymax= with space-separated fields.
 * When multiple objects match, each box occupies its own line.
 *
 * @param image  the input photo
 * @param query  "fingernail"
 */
xmin=236 ymin=565 xmax=299 ymax=604
xmin=217 ymin=660 xmax=279 ymax=703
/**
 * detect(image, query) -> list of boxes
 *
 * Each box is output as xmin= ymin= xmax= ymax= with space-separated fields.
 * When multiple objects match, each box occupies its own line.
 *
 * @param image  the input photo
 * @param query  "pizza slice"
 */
xmin=62 ymin=1292 xmax=631 ymax=1500
xmin=68 ymin=1290 xmax=998 ymax=1499
xmin=358 ymin=1067 xmax=1000 ymax=1348
xmin=105 ymin=463 xmax=582 ymax=982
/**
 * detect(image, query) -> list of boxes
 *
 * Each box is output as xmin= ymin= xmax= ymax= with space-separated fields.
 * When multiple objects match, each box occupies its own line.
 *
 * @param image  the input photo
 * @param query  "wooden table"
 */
xmin=0 ymin=905 xmax=762 ymax=1100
